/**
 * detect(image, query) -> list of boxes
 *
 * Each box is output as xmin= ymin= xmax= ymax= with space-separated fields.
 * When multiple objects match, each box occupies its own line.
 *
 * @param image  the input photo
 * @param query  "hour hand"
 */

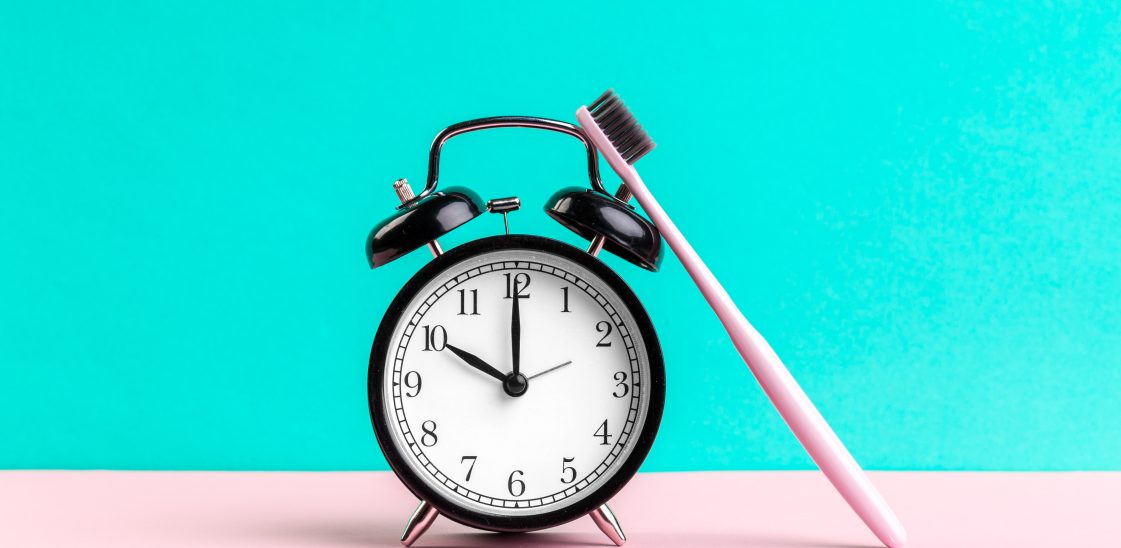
xmin=444 ymin=343 xmax=507 ymax=383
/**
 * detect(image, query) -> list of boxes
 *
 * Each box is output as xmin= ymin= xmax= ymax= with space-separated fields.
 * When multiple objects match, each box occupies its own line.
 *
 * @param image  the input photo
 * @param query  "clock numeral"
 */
xmin=503 ymin=273 xmax=531 ymax=299
xmin=595 ymin=321 xmax=613 ymax=347
xmin=560 ymin=457 xmax=577 ymax=484
xmin=594 ymin=419 xmax=613 ymax=446
xmin=561 ymin=286 xmax=571 ymax=312
xmin=403 ymin=371 xmax=422 ymax=397
xmin=457 ymin=289 xmax=479 ymax=315
xmin=421 ymin=325 xmax=447 ymax=352
xmin=507 ymin=470 xmax=526 ymax=497
xmin=612 ymin=371 xmax=629 ymax=398
xmin=460 ymin=456 xmax=477 ymax=482
xmin=420 ymin=420 xmax=438 ymax=447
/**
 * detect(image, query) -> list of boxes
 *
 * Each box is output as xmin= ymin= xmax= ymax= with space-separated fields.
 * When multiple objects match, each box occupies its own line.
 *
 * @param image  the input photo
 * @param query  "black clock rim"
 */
xmin=368 ymin=234 xmax=666 ymax=533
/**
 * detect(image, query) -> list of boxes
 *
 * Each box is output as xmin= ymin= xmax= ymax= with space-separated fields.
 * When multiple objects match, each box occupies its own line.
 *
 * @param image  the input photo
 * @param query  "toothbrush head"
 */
xmin=586 ymin=89 xmax=656 ymax=165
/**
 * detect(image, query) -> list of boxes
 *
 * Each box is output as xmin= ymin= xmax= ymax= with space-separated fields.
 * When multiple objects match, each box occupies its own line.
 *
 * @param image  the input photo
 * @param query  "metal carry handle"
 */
xmin=402 ymin=116 xmax=608 ymax=208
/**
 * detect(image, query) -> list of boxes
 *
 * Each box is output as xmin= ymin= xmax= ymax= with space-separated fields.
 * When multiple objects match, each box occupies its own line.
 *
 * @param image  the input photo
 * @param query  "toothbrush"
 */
xmin=576 ymin=90 xmax=908 ymax=548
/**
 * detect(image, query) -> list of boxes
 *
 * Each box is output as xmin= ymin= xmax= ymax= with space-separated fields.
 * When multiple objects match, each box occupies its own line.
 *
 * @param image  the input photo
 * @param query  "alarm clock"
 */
xmin=366 ymin=116 xmax=665 ymax=546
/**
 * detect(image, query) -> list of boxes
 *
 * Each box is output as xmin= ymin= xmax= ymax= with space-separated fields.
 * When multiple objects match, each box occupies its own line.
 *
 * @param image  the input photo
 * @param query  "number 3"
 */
xmin=612 ymin=371 xmax=628 ymax=398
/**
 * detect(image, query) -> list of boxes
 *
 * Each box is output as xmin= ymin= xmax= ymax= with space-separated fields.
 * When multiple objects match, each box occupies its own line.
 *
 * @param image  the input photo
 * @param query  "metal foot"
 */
xmin=400 ymin=500 xmax=439 ymax=546
xmin=589 ymin=503 xmax=626 ymax=546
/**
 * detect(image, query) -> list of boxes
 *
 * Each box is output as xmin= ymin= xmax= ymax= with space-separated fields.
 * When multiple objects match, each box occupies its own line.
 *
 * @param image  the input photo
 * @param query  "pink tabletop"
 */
xmin=1 ymin=471 xmax=1117 ymax=547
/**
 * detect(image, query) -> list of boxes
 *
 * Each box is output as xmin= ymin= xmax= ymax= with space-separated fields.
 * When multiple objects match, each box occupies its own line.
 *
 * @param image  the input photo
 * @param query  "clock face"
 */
xmin=370 ymin=235 xmax=664 ymax=531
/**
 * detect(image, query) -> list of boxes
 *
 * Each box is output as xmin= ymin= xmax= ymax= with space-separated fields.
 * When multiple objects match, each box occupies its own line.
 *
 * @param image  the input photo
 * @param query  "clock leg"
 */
xmin=400 ymin=499 xmax=439 ymax=546
xmin=589 ymin=503 xmax=626 ymax=546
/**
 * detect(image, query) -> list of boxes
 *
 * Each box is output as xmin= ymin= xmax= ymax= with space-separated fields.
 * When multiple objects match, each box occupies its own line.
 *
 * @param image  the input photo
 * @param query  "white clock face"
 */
xmin=379 ymin=245 xmax=654 ymax=517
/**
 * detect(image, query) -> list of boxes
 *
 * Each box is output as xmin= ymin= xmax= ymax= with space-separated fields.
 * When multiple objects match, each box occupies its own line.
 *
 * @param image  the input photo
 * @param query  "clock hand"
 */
xmin=511 ymin=283 xmax=521 ymax=377
xmin=526 ymin=360 xmax=573 ymax=381
xmin=444 ymin=343 xmax=507 ymax=383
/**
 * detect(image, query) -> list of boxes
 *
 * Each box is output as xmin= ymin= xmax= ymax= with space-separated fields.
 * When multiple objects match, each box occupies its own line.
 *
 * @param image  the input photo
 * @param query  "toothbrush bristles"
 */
xmin=588 ymin=89 xmax=615 ymax=112
xmin=587 ymin=89 xmax=655 ymax=164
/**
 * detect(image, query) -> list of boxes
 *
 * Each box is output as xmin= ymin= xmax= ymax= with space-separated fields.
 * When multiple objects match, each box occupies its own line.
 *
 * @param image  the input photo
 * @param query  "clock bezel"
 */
xmin=369 ymin=234 xmax=665 ymax=533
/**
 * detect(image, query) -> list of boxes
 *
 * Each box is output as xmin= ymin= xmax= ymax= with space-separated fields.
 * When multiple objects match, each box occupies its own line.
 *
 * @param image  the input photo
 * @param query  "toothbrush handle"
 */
xmin=603 ymin=164 xmax=907 ymax=547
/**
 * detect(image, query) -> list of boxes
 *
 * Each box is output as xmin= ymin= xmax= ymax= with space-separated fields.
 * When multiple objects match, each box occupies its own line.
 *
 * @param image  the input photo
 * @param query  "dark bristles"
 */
xmin=588 ymin=89 xmax=615 ymax=111
xmin=587 ymin=89 xmax=655 ymax=164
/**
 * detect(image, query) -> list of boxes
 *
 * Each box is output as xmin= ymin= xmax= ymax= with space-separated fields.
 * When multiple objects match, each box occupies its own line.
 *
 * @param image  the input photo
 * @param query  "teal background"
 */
xmin=2 ymin=1 xmax=1119 ymax=471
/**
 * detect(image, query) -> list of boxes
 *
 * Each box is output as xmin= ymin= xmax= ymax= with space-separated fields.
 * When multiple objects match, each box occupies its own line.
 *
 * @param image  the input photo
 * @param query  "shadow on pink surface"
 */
xmin=251 ymin=520 xmax=873 ymax=548
xmin=2 ymin=470 xmax=1117 ymax=547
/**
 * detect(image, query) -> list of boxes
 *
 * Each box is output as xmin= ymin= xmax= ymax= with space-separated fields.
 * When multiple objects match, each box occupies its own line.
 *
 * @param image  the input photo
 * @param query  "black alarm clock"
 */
xmin=365 ymin=116 xmax=666 ymax=546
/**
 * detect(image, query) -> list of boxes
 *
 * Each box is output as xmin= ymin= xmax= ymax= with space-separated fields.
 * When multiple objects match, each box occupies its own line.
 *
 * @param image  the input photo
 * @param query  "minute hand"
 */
xmin=511 ymin=289 xmax=521 ymax=377
xmin=445 ymin=343 xmax=506 ymax=383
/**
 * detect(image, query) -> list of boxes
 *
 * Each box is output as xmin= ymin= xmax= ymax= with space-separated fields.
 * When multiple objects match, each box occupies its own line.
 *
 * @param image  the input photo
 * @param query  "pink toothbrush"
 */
xmin=576 ymin=90 xmax=908 ymax=548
